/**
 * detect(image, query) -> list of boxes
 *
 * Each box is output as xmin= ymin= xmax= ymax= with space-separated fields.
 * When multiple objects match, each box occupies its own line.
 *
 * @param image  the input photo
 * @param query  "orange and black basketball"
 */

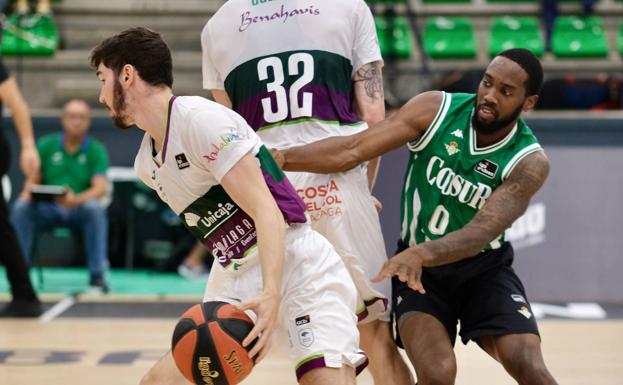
xmin=171 ymin=301 xmax=257 ymax=385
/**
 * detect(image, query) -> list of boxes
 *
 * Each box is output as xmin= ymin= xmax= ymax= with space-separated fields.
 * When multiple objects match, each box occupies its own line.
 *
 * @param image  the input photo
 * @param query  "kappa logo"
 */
xmin=444 ymin=141 xmax=460 ymax=156
xmin=518 ymin=306 xmax=532 ymax=319
xmin=175 ymin=153 xmax=190 ymax=170
xmin=475 ymin=159 xmax=499 ymax=179
xmin=451 ymin=129 xmax=464 ymax=139
xmin=295 ymin=315 xmax=310 ymax=326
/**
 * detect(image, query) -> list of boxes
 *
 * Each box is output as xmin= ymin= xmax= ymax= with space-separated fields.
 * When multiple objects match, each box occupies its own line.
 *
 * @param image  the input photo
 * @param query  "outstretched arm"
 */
xmin=219 ymin=151 xmax=286 ymax=363
xmin=279 ymin=91 xmax=443 ymax=174
xmin=374 ymin=151 xmax=550 ymax=292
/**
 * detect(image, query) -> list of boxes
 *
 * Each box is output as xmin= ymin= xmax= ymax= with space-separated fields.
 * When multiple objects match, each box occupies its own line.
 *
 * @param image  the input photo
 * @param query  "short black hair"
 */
xmin=90 ymin=27 xmax=173 ymax=88
xmin=496 ymin=48 xmax=543 ymax=96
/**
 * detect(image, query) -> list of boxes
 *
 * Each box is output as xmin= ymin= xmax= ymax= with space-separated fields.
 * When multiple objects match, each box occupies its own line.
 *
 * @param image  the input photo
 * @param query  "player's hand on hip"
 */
xmin=269 ymin=148 xmax=285 ymax=168
xmin=372 ymin=247 xmax=426 ymax=294
xmin=236 ymin=289 xmax=281 ymax=363
xmin=19 ymin=145 xmax=40 ymax=178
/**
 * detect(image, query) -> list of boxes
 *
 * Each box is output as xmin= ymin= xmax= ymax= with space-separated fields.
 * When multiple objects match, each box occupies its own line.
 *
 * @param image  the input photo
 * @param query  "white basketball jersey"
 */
xmin=134 ymin=96 xmax=307 ymax=271
xmin=202 ymin=0 xmax=381 ymax=149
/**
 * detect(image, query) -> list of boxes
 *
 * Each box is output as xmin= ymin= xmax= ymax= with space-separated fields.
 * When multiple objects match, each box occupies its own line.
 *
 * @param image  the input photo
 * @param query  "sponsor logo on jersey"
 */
xmin=200 ymin=203 xmax=238 ymax=229
xmin=239 ymin=4 xmax=320 ymax=32
xmin=203 ymin=132 xmax=242 ymax=162
xmin=184 ymin=212 xmax=201 ymax=227
xmin=426 ymin=156 xmax=493 ymax=210
xmin=517 ymin=306 xmax=532 ymax=319
xmin=475 ymin=159 xmax=498 ymax=179
xmin=175 ymin=153 xmax=190 ymax=170
xmin=451 ymin=129 xmax=464 ymax=138
xmin=295 ymin=315 xmax=310 ymax=326
xmin=444 ymin=141 xmax=460 ymax=156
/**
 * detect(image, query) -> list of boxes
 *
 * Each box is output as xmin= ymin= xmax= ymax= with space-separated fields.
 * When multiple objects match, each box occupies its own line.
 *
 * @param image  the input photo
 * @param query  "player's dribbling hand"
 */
xmin=269 ymin=148 xmax=285 ymax=168
xmin=372 ymin=247 xmax=427 ymax=294
xmin=236 ymin=290 xmax=281 ymax=363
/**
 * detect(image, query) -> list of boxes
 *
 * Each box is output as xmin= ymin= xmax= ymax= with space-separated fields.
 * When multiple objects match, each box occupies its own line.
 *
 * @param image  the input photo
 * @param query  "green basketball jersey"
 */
xmin=400 ymin=92 xmax=543 ymax=250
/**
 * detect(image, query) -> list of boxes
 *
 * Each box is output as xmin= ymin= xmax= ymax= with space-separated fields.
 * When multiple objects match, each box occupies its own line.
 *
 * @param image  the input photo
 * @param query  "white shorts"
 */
xmin=286 ymin=165 xmax=391 ymax=323
xmin=203 ymin=222 xmax=367 ymax=380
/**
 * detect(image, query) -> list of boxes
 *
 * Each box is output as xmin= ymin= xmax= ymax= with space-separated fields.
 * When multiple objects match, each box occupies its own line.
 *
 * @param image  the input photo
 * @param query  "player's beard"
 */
xmin=472 ymin=100 xmax=523 ymax=135
xmin=111 ymin=80 xmax=132 ymax=129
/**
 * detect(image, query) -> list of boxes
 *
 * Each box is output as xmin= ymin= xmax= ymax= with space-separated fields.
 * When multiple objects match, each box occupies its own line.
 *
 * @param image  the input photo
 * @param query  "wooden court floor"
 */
xmin=1 ymin=317 xmax=622 ymax=385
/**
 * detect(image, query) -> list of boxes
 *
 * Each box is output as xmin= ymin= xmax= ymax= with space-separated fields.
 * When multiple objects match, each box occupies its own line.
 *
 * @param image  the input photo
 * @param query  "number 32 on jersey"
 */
xmin=257 ymin=53 xmax=314 ymax=123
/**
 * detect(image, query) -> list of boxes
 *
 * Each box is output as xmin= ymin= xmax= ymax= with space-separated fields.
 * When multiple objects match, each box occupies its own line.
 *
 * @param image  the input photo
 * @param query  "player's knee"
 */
xmin=417 ymin=357 xmax=456 ymax=385
xmin=500 ymin=344 xmax=548 ymax=382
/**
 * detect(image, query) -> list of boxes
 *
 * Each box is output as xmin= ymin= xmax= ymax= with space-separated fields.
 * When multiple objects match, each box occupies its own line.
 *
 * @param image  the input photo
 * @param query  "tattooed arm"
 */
xmin=278 ymin=91 xmax=442 ymax=174
xmin=374 ymin=151 xmax=550 ymax=292
xmin=353 ymin=61 xmax=385 ymax=190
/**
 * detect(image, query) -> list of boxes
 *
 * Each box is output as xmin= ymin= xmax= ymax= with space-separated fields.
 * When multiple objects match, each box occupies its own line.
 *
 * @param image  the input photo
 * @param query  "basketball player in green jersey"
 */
xmin=275 ymin=48 xmax=559 ymax=384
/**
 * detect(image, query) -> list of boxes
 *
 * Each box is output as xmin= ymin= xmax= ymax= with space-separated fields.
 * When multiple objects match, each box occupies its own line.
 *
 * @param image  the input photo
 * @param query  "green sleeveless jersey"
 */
xmin=400 ymin=92 xmax=542 ymax=250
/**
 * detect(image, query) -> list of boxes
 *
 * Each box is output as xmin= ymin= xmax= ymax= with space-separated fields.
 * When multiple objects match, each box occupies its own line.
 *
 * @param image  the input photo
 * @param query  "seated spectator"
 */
xmin=11 ymin=99 xmax=111 ymax=293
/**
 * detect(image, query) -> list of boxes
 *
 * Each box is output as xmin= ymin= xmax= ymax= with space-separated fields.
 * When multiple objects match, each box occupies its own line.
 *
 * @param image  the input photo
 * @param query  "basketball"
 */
xmin=171 ymin=301 xmax=257 ymax=385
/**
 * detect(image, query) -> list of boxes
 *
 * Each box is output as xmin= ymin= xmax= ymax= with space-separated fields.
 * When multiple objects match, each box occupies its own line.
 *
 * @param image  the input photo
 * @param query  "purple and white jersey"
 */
xmin=202 ymin=0 xmax=382 ymax=149
xmin=134 ymin=96 xmax=306 ymax=271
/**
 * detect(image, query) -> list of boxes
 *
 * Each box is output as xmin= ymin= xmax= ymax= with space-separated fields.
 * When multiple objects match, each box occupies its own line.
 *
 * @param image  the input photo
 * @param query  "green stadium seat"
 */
xmin=375 ymin=16 xmax=391 ymax=58
xmin=1 ymin=13 xmax=59 ymax=56
xmin=375 ymin=16 xmax=413 ymax=59
xmin=423 ymin=17 xmax=477 ymax=59
xmin=619 ymin=21 xmax=623 ymax=56
xmin=390 ymin=16 xmax=413 ymax=59
xmin=551 ymin=16 xmax=608 ymax=58
xmin=489 ymin=16 xmax=544 ymax=58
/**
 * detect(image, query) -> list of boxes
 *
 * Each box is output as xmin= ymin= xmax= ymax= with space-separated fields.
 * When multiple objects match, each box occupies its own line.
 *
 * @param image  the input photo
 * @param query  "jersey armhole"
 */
xmin=407 ymin=92 xmax=451 ymax=152
xmin=501 ymin=143 xmax=543 ymax=181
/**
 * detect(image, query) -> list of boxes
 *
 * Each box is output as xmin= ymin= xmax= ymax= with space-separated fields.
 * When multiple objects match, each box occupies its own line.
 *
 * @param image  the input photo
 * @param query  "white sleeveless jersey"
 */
xmin=134 ymin=96 xmax=307 ymax=271
xmin=202 ymin=0 xmax=381 ymax=149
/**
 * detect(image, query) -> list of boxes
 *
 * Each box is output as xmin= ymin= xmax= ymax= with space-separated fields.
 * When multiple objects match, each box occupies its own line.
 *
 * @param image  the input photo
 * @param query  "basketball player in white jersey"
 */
xmin=201 ymin=2 xmax=412 ymax=384
xmin=91 ymin=27 xmax=367 ymax=385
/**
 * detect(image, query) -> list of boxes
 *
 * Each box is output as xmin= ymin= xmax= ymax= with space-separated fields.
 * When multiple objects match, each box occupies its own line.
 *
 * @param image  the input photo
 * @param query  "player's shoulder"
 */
xmin=173 ymin=96 xmax=247 ymax=136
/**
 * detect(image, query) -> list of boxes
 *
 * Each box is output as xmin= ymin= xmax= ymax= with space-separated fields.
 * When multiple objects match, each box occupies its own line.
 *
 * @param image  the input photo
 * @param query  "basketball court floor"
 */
xmin=1 ymin=269 xmax=623 ymax=385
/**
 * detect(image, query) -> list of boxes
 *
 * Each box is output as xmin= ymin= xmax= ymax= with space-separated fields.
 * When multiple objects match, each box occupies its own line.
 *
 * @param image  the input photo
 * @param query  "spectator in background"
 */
xmin=11 ymin=99 xmax=111 ymax=293
xmin=0 ymin=58 xmax=42 ymax=317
